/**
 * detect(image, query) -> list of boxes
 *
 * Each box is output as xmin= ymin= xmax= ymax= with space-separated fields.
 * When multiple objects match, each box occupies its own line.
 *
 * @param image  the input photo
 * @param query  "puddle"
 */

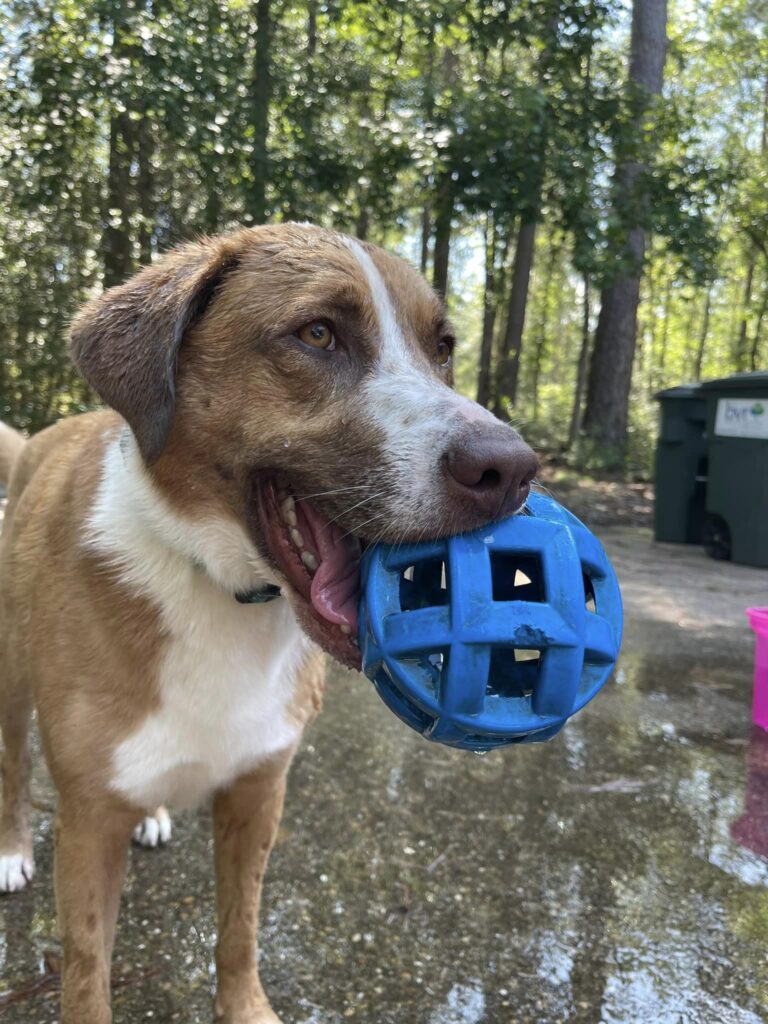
xmin=1 ymin=531 xmax=768 ymax=1023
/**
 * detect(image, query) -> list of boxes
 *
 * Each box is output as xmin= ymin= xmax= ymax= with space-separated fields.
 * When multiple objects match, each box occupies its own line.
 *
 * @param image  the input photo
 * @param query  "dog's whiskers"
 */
xmin=530 ymin=478 xmax=553 ymax=499
xmin=328 ymin=490 xmax=388 ymax=526
xmin=338 ymin=510 xmax=390 ymax=543
xmin=293 ymin=485 xmax=368 ymax=501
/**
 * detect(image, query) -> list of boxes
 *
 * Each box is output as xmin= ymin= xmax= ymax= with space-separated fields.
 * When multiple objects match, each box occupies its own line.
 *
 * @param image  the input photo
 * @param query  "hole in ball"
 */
xmin=491 ymin=552 xmax=545 ymax=603
xmin=400 ymin=559 xmax=449 ymax=611
xmin=584 ymin=573 xmax=597 ymax=613
xmin=487 ymin=647 xmax=543 ymax=700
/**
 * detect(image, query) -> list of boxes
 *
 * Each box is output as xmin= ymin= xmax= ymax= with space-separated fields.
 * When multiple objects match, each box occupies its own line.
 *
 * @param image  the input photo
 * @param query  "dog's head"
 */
xmin=71 ymin=224 xmax=537 ymax=667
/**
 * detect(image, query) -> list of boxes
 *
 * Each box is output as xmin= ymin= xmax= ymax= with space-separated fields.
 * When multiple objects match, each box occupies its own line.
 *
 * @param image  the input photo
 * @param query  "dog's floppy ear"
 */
xmin=70 ymin=238 xmax=240 ymax=463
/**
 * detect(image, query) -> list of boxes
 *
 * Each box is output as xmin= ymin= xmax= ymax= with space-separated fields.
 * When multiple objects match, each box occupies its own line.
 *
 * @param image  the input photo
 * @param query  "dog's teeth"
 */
xmin=340 ymin=624 xmax=352 ymax=635
xmin=301 ymin=551 xmax=318 ymax=572
xmin=280 ymin=495 xmax=298 ymax=527
xmin=290 ymin=528 xmax=304 ymax=548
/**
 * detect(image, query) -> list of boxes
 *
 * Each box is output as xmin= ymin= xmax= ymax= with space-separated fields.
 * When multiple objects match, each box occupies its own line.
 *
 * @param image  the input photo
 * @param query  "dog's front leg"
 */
xmin=54 ymin=801 xmax=134 ymax=1024
xmin=213 ymin=753 xmax=293 ymax=1024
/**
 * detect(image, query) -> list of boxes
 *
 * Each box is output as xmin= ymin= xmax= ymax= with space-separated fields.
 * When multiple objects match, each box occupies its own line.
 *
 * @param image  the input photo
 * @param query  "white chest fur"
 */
xmin=88 ymin=433 xmax=310 ymax=810
xmin=113 ymin=592 xmax=305 ymax=809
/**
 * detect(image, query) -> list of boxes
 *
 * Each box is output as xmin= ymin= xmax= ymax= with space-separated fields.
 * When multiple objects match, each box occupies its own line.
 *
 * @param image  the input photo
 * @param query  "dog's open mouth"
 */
xmin=253 ymin=473 xmax=364 ymax=669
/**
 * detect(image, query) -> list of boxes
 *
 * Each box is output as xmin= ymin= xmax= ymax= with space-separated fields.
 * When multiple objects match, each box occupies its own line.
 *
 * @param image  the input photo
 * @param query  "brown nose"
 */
xmin=444 ymin=431 xmax=539 ymax=521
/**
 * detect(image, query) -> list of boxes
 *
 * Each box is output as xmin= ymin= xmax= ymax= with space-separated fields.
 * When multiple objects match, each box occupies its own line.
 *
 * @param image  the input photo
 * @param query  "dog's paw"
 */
xmin=0 ymin=852 xmax=34 ymax=893
xmin=132 ymin=806 xmax=172 ymax=849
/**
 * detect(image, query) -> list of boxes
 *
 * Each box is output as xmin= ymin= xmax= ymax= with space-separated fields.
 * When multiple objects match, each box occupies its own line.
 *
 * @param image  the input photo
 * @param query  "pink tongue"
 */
xmin=296 ymin=500 xmax=360 ymax=632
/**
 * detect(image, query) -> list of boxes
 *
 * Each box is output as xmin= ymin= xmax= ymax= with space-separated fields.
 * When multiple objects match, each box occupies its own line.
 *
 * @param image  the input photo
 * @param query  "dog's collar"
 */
xmin=190 ymin=557 xmax=282 ymax=605
xmin=235 ymin=584 xmax=282 ymax=605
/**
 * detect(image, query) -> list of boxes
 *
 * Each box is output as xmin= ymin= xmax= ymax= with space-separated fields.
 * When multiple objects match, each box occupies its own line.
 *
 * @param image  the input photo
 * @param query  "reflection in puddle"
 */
xmin=732 ymin=725 xmax=768 ymax=859
xmin=428 ymin=983 xmax=486 ymax=1024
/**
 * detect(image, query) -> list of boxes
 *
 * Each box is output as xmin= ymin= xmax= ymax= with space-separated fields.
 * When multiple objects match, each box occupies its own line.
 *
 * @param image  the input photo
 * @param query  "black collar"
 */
xmin=235 ymin=584 xmax=282 ymax=605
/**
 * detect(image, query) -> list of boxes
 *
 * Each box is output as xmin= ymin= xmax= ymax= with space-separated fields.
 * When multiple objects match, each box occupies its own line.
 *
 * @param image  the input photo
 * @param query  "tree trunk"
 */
xmin=645 ymin=258 xmax=660 ymax=389
xmin=102 ymin=108 xmax=135 ymax=288
xmin=492 ymin=21 xmax=554 ymax=420
xmin=693 ymin=285 xmax=712 ymax=381
xmin=493 ymin=222 xmax=517 ymax=319
xmin=551 ymin=257 xmax=567 ymax=384
xmin=567 ymin=274 xmax=592 ymax=450
xmin=102 ymin=2 xmax=135 ymax=288
xmin=750 ymin=278 xmax=768 ymax=371
xmin=420 ymin=206 xmax=431 ymax=276
xmin=656 ymin=269 xmax=672 ymax=384
xmin=247 ymin=0 xmax=273 ymax=224
xmin=682 ymin=291 xmax=698 ymax=373
xmin=356 ymin=206 xmax=370 ymax=241
xmin=419 ymin=18 xmax=436 ymax=278
xmin=736 ymin=257 xmax=756 ymax=370
xmin=493 ymin=218 xmax=537 ymax=418
xmin=307 ymin=0 xmax=317 ymax=56
xmin=476 ymin=213 xmax=497 ymax=408
xmin=203 ymin=185 xmax=223 ymax=234
xmin=531 ymin=231 xmax=559 ymax=422
xmin=583 ymin=240 xmax=644 ymax=452
xmin=431 ymin=174 xmax=453 ymax=299
xmin=744 ymin=74 xmax=768 ymax=370
xmin=137 ymin=112 xmax=154 ymax=265
xmin=431 ymin=41 xmax=458 ymax=299
xmin=582 ymin=0 xmax=668 ymax=463
xmin=488 ymin=222 xmax=517 ymax=394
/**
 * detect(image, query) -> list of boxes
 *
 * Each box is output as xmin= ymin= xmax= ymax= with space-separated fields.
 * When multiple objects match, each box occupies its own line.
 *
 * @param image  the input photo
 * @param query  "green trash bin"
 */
xmin=654 ymin=384 xmax=708 ymax=544
xmin=699 ymin=371 xmax=768 ymax=567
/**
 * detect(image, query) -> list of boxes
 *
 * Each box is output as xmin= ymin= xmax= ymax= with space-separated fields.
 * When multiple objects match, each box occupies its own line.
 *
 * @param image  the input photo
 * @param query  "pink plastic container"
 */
xmin=748 ymin=608 xmax=768 ymax=730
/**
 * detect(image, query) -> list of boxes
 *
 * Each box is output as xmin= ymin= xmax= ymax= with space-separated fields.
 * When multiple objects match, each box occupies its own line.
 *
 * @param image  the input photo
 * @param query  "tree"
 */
xmin=246 ymin=0 xmax=274 ymax=224
xmin=495 ymin=219 xmax=538 ymax=414
xmin=582 ymin=0 xmax=668 ymax=463
xmin=476 ymin=212 xmax=502 ymax=407
xmin=0 ymin=0 xmax=763 ymax=475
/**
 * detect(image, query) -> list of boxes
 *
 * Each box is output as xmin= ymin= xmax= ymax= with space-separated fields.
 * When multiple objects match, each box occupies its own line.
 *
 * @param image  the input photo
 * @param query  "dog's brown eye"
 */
xmin=436 ymin=338 xmax=453 ymax=366
xmin=297 ymin=322 xmax=336 ymax=351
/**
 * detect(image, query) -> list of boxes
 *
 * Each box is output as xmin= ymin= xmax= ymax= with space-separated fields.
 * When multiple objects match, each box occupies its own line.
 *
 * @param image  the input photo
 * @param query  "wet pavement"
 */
xmin=2 ymin=526 xmax=768 ymax=1023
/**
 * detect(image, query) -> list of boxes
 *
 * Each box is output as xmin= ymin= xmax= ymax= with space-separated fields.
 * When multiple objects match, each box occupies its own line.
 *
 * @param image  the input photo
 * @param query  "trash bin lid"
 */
xmin=700 ymin=371 xmax=768 ymax=394
xmin=654 ymin=384 xmax=703 ymax=401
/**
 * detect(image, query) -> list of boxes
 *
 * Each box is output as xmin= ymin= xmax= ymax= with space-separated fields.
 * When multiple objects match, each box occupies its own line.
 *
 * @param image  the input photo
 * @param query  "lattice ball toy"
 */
xmin=358 ymin=492 xmax=623 ymax=751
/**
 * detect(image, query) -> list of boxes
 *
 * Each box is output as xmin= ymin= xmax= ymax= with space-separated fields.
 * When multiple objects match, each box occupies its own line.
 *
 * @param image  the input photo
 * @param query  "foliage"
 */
xmin=0 ymin=0 xmax=766 ymax=473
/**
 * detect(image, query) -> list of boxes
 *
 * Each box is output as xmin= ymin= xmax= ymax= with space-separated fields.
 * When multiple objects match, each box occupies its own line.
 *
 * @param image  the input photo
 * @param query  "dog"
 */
xmin=0 ymin=223 xmax=537 ymax=1023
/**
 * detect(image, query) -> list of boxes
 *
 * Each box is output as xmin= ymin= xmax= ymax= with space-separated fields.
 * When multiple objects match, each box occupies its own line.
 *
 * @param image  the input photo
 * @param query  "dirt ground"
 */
xmin=536 ymin=459 xmax=655 ymax=530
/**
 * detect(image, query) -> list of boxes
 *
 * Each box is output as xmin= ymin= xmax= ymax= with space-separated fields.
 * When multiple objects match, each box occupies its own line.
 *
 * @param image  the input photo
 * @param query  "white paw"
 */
xmin=132 ymin=807 xmax=172 ymax=849
xmin=0 ymin=852 xmax=34 ymax=893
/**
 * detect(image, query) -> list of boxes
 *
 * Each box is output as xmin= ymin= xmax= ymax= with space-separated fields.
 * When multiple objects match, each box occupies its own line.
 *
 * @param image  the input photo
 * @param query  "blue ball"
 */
xmin=358 ymin=492 xmax=623 ymax=750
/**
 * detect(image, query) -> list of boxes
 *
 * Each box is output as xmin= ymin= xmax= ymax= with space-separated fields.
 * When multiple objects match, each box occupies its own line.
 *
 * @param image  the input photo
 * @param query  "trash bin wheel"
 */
xmin=703 ymin=514 xmax=732 ymax=561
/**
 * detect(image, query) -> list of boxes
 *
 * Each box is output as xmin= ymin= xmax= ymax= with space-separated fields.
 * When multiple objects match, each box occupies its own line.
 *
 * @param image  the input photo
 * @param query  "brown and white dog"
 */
xmin=0 ymin=224 xmax=537 ymax=1023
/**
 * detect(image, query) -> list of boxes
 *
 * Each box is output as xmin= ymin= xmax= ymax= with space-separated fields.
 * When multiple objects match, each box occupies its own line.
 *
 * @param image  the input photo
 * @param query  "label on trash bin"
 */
xmin=715 ymin=398 xmax=768 ymax=439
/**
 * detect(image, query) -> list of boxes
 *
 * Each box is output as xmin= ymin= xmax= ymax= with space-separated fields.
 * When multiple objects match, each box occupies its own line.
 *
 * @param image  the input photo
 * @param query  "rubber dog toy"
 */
xmin=359 ymin=492 xmax=622 ymax=750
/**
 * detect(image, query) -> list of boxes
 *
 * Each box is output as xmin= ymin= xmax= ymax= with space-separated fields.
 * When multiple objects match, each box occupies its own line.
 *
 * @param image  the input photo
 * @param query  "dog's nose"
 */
xmin=444 ymin=431 xmax=539 ymax=520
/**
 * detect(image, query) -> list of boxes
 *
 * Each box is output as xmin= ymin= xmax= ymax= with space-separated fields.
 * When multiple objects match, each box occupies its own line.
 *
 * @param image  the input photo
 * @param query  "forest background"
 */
xmin=1 ymin=0 xmax=766 ymax=475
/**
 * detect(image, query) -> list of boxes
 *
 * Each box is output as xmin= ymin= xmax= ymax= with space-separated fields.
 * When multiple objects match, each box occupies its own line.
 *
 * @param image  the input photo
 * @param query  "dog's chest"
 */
xmin=110 ymin=591 xmax=307 ymax=810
